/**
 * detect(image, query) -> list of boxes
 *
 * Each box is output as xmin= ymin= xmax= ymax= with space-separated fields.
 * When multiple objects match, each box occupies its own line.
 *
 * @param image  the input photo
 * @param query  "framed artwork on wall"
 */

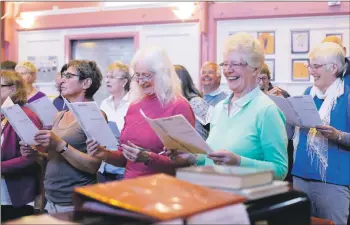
xmin=325 ymin=33 xmax=343 ymax=41
xmin=291 ymin=59 xmax=310 ymax=81
xmin=258 ymin=31 xmax=275 ymax=55
xmin=228 ymin=31 xmax=256 ymax=37
xmin=291 ymin=30 xmax=310 ymax=54
xmin=265 ymin=59 xmax=275 ymax=81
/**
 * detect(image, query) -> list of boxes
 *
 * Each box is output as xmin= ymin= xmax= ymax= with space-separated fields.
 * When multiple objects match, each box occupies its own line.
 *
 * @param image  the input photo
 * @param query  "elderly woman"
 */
xmin=15 ymin=61 xmax=46 ymax=103
xmin=1 ymin=70 xmax=43 ymax=222
xmin=168 ymin=32 xmax=288 ymax=180
xmin=292 ymin=42 xmax=350 ymax=225
xmin=98 ymin=61 xmax=132 ymax=182
xmin=20 ymin=60 xmax=103 ymax=214
xmin=175 ymin=64 xmax=210 ymax=140
xmin=86 ymin=46 xmax=195 ymax=179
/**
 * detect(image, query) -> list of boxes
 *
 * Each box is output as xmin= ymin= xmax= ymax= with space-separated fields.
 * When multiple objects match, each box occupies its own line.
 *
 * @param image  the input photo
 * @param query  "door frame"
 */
xmin=64 ymin=32 xmax=139 ymax=63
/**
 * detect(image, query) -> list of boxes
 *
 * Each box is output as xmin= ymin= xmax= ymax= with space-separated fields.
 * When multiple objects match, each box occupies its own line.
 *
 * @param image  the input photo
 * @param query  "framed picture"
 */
xmin=258 ymin=31 xmax=275 ymax=55
xmin=229 ymin=31 xmax=256 ymax=37
xmin=326 ymin=33 xmax=343 ymax=41
xmin=291 ymin=31 xmax=309 ymax=54
xmin=265 ymin=59 xmax=275 ymax=81
xmin=291 ymin=59 xmax=310 ymax=81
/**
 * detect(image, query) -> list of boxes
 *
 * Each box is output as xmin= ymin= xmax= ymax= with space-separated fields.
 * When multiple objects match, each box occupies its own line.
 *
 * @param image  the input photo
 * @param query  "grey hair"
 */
xmin=129 ymin=46 xmax=182 ymax=106
xmin=200 ymin=61 xmax=221 ymax=77
xmin=67 ymin=60 xmax=103 ymax=99
xmin=309 ymin=42 xmax=346 ymax=77
xmin=223 ymin=32 xmax=265 ymax=69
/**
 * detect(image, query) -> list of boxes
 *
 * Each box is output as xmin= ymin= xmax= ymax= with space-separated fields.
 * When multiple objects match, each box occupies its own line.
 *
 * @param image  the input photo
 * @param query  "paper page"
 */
xmin=108 ymin=121 xmax=120 ymax=139
xmin=1 ymin=96 xmax=14 ymax=108
xmin=1 ymin=105 xmax=39 ymax=145
xmin=187 ymin=203 xmax=250 ymax=225
xmin=287 ymin=95 xmax=322 ymax=128
xmin=191 ymin=100 xmax=213 ymax=125
xmin=27 ymin=96 xmax=58 ymax=126
xmin=69 ymin=102 xmax=118 ymax=147
xmin=269 ymin=95 xmax=300 ymax=126
xmin=140 ymin=109 xmax=213 ymax=154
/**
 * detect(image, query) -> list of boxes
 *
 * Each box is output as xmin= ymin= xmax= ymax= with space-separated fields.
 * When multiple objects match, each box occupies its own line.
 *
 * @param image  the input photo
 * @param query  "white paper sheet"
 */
xmin=1 ymin=104 xmax=39 ymax=145
xmin=68 ymin=101 xmax=118 ymax=147
xmin=27 ymin=96 xmax=58 ymax=126
xmin=1 ymin=96 xmax=15 ymax=108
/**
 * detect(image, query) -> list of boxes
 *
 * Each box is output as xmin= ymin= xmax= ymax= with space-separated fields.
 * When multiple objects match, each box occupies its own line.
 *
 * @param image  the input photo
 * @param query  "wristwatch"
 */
xmin=59 ymin=142 xmax=69 ymax=154
xmin=337 ymin=131 xmax=343 ymax=142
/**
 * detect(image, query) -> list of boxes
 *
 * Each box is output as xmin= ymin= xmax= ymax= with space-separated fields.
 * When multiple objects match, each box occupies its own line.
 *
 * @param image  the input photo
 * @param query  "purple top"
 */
xmin=1 ymin=106 xmax=43 ymax=207
xmin=27 ymin=91 xmax=46 ymax=103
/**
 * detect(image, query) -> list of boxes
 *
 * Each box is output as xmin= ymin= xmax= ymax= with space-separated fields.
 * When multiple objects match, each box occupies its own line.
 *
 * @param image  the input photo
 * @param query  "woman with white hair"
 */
xmin=86 ymin=46 xmax=195 ymax=179
xmin=292 ymin=42 xmax=350 ymax=225
xmin=167 ymin=32 xmax=288 ymax=180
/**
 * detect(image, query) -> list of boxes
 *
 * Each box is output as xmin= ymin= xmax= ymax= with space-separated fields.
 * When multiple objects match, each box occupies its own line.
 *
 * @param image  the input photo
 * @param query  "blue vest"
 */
xmin=292 ymin=85 xmax=350 ymax=185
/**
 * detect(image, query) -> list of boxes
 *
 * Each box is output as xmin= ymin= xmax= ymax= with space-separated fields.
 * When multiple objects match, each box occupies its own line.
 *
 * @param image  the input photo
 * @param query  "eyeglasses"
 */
xmin=1 ymin=84 xmax=13 ymax=87
xmin=132 ymin=72 xmax=155 ymax=82
xmin=307 ymin=64 xmax=328 ymax=71
xmin=105 ymin=75 xmax=125 ymax=80
xmin=219 ymin=61 xmax=248 ymax=69
xmin=256 ymin=77 xmax=269 ymax=82
xmin=61 ymin=72 xmax=79 ymax=79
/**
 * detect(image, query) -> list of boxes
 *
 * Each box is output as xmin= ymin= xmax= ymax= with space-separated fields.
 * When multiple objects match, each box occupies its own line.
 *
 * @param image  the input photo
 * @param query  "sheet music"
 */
xmin=269 ymin=95 xmax=300 ymax=126
xmin=140 ymin=109 xmax=213 ymax=154
xmin=27 ymin=96 xmax=58 ymax=126
xmin=68 ymin=101 xmax=118 ymax=147
xmin=287 ymin=95 xmax=322 ymax=128
xmin=1 ymin=105 xmax=39 ymax=145
xmin=191 ymin=99 xmax=214 ymax=125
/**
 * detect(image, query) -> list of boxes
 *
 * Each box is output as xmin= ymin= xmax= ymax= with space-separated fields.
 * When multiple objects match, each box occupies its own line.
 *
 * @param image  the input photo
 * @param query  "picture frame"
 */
xmin=257 ymin=31 xmax=275 ymax=55
xmin=265 ymin=59 xmax=275 ymax=81
xmin=228 ymin=31 xmax=256 ymax=38
xmin=291 ymin=59 xmax=310 ymax=81
xmin=325 ymin=33 xmax=343 ymax=41
xmin=291 ymin=30 xmax=310 ymax=54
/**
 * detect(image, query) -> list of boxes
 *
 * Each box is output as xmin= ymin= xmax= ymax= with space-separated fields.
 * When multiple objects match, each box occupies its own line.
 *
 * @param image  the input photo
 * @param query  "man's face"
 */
xmin=200 ymin=64 xmax=221 ymax=89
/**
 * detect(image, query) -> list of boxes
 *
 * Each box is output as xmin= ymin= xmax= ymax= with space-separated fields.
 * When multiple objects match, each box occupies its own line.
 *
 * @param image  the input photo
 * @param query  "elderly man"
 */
xmin=200 ymin=61 xmax=228 ymax=106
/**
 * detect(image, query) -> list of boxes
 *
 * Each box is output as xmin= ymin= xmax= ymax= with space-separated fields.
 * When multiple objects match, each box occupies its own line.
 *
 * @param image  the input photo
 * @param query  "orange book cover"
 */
xmin=73 ymin=173 xmax=245 ymax=221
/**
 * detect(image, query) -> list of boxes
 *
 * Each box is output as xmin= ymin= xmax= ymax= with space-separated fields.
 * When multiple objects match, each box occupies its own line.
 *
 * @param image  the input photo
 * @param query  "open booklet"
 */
xmin=1 ymin=102 xmax=39 ymax=146
xmin=191 ymin=100 xmax=214 ymax=125
xmin=269 ymin=95 xmax=322 ymax=128
xmin=26 ymin=96 xmax=58 ymax=127
xmin=63 ymin=98 xmax=118 ymax=148
xmin=140 ymin=109 xmax=213 ymax=154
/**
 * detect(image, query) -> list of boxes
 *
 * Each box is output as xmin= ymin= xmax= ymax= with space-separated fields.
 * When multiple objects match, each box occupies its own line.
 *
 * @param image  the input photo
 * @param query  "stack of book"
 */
xmin=176 ymin=166 xmax=289 ymax=201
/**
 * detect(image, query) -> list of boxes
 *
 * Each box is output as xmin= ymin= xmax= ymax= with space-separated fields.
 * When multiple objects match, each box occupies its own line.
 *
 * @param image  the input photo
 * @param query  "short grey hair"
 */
xmin=309 ymin=42 xmax=346 ymax=77
xmin=223 ymin=32 xmax=265 ymax=69
xmin=200 ymin=61 xmax=221 ymax=77
xmin=67 ymin=60 xmax=102 ymax=99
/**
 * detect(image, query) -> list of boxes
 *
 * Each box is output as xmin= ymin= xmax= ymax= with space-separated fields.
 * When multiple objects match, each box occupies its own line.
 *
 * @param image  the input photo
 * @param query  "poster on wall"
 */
xmin=291 ymin=59 xmax=310 ymax=81
xmin=325 ymin=33 xmax=343 ymax=41
xmin=258 ymin=31 xmax=275 ymax=55
xmin=291 ymin=31 xmax=309 ymax=54
xmin=27 ymin=56 xmax=58 ymax=83
xmin=265 ymin=59 xmax=275 ymax=81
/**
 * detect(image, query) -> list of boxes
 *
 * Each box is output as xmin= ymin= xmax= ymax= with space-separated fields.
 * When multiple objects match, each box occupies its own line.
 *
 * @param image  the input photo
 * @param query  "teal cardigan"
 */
xmin=197 ymin=87 xmax=288 ymax=180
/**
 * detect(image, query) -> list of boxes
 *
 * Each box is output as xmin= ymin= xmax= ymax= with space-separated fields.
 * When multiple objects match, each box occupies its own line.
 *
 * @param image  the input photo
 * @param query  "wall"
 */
xmin=17 ymin=23 xmax=200 ymax=97
xmin=216 ymin=15 xmax=350 ymax=96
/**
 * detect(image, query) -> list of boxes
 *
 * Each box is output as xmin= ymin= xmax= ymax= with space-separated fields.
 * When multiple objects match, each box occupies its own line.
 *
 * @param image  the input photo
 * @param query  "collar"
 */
xmin=206 ymin=87 xmax=224 ymax=97
xmin=223 ymin=86 xmax=261 ymax=109
xmin=106 ymin=92 xmax=130 ymax=105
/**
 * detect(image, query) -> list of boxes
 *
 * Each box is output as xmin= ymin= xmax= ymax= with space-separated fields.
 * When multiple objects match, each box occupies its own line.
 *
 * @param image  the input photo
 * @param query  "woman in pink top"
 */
xmin=87 ymin=46 xmax=195 ymax=179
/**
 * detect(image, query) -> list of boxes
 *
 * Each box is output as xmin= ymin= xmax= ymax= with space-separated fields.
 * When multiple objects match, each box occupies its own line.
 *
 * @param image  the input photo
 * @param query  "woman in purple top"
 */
xmin=15 ymin=61 xmax=46 ymax=103
xmin=1 ymin=70 xmax=43 ymax=222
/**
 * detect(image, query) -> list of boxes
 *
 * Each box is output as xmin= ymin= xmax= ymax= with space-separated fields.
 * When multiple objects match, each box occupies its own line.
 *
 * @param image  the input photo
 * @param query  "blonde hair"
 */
xmin=223 ymin=32 xmax=265 ymax=69
xmin=260 ymin=63 xmax=271 ymax=79
xmin=309 ymin=42 xmax=345 ymax=76
xmin=106 ymin=61 xmax=131 ymax=91
xmin=1 ymin=70 xmax=27 ymax=105
xmin=129 ymin=46 xmax=182 ymax=106
xmin=15 ymin=61 xmax=37 ymax=74
xmin=200 ymin=61 xmax=221 ymax=77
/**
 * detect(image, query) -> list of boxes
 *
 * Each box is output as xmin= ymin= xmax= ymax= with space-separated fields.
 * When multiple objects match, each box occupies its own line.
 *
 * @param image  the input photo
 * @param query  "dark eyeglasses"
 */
xmin=256 ymin=77 xmax=269 ymax=82
xmin=61 ymin=72 xmax=79 ymax=79
xmin=1 ymin=84 xmax=14 ymax=87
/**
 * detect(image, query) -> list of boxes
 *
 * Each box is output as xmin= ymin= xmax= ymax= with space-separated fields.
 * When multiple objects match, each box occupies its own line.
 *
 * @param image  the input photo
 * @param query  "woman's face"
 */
xmin=309 ymin=60 xmax=337 ymax=92
xmin=1 ymin=77 xmax=15 ymax=106
xmin=105 ymin=69 xmax=127 ymax=95
xmin=133 ymin=61 xmax=155 ymax=96
xmin=222 ymin=51 xmax=258 ymax=94
xmin=60 ymin=66 xmax=87 ymax=100
xmin=15 ymin=66 xmax=35 ymax=85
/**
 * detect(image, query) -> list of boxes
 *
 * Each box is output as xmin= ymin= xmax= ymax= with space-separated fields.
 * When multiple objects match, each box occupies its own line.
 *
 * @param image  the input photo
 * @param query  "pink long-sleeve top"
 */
xmin=112 ymin=94 xmax=195 ymax=179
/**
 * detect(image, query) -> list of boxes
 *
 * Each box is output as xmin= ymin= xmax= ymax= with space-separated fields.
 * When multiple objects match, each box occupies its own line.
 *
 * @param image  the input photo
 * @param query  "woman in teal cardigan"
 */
xmin=168 ymin=32 xmax=288 ymax=180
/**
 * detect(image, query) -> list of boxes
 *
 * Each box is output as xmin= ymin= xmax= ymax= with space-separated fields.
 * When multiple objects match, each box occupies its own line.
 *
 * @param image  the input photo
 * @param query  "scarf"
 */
xmin=307 ymin=78 xmax=344 ymax=182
